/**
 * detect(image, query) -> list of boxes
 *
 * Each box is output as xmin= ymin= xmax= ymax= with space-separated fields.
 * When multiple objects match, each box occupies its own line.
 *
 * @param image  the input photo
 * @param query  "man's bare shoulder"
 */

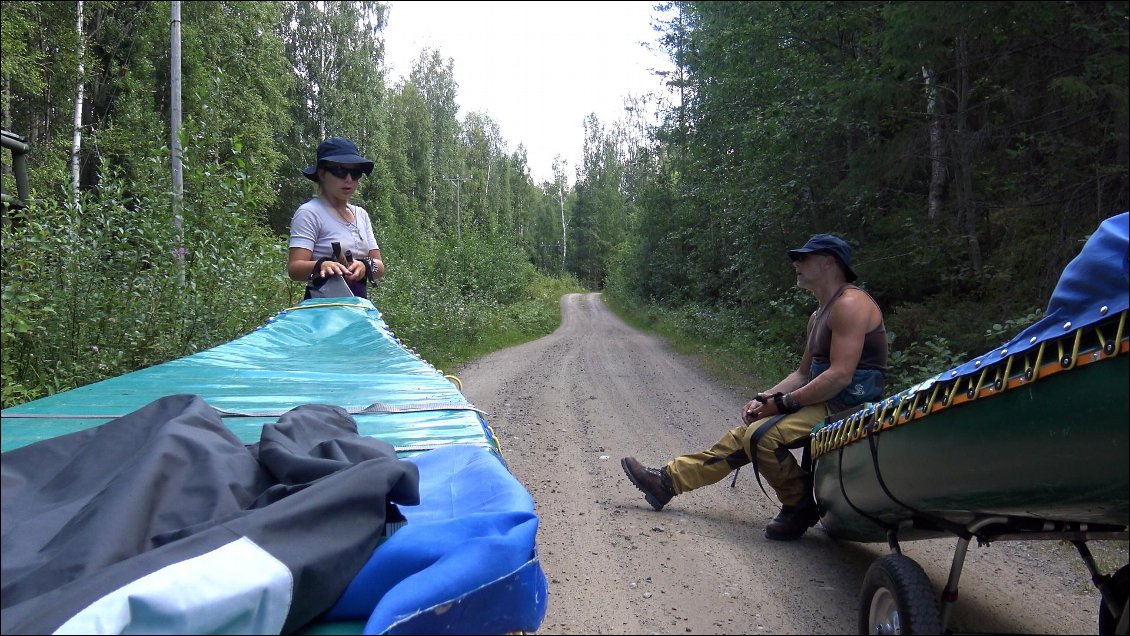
xmin=835 ymin=287 xmax=869 ymax=308
xmin=830 ymin=288 xmax=879 ymax=322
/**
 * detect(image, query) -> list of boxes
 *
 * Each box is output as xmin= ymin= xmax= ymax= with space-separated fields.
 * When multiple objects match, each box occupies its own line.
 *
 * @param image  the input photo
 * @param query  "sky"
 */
xmin=382 ymin=1 xmax=674 ymax=185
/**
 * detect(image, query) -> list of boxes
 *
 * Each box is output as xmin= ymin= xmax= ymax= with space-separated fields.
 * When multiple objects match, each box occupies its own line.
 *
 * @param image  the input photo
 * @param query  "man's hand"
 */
xmin=742 ymin=394 xmax=779 ymax=424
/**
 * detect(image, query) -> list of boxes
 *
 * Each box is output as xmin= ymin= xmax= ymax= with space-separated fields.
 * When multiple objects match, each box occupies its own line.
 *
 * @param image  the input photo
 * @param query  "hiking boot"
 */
xmin=621 ymin=457 xmax=676 ymax=511
xmin=765 ymin=498 xmax=821 ymax=541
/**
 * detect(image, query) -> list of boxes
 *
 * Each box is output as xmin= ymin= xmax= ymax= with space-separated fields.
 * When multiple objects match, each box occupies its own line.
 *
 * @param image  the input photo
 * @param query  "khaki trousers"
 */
xmin=664 ymin=404 xmax=828 ymax=506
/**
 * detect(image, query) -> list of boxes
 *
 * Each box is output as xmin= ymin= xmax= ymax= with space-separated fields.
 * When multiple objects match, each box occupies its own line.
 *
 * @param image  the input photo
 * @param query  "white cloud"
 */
xmin=383 ymin=1 xmax=673 ymax=185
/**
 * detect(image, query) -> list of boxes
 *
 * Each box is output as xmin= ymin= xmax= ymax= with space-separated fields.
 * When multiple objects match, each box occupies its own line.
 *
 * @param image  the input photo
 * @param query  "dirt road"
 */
xmin=456 ymin=292 xmax=1112 ymax=634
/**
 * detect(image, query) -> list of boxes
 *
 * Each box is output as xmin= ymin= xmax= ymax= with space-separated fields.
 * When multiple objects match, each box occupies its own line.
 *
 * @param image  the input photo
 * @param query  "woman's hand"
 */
xmin=316 ymin=259 xmax=350 ymax=279
xmin=343 ymin=260 xmax=367 ymax=282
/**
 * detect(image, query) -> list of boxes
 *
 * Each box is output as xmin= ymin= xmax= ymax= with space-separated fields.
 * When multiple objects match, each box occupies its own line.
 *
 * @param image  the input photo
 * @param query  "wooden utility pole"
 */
xmin=444 ymin=175 xmax=470 ymax=241
xmin=171 ymin=0 xmax=184 ymax=285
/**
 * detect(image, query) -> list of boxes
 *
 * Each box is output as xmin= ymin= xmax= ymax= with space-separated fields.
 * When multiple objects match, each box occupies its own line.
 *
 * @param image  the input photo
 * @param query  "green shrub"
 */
xmin=373 ymin=228 xmax=580 ymax=370
xmin=1 ymin=142 xmax=290 ymax=408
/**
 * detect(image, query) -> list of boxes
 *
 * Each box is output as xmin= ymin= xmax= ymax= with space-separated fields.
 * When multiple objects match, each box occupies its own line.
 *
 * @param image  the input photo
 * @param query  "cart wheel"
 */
xmin=1099 ymin=564 xmax=1129 ymax=635
xmin=858 ymin=554 xmax=942 ymax=635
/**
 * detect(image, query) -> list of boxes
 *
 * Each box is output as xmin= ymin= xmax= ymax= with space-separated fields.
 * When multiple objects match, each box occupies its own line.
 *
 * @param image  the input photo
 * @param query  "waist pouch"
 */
xmin=809 ymin=361 xmax=885 ymax=411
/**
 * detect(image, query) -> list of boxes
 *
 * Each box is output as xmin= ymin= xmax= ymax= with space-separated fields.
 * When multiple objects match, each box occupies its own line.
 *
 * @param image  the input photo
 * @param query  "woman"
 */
xmin=288 ymin=136 xmax=385 ymax=299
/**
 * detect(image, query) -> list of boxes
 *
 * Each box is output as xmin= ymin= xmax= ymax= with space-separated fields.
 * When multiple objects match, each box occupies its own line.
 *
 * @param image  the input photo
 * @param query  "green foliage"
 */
xmin=0 ymin=0 xmax=586 ymax=408
xmin=985 ymin=307 xmax=1044 ymax=342
xmin=568 ymin=115 xmax=636 ymax=289
xmin=603 ymin=0 xmax=1128 ymax=394
xmin=0 ymin=1 xmax=46 ymax=117
xmin=885 ymin=335 xmax=967 ymax=392
xmin=3 ymin=0 xmax=1126 ymax=413
xmin=372 ymin=229 xmax=582 ymax=370
xmin=1 ymin=143 xmax=290 ymax=408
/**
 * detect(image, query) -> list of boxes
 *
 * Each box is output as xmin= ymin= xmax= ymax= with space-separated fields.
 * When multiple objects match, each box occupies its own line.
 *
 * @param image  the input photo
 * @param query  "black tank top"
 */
xmin=806 ymin=285 xmax=888 ymax=372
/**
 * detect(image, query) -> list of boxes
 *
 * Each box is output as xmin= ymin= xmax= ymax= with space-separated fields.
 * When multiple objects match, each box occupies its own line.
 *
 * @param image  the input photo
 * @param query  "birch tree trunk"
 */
xmin=70 ymin=0 xmax=85 ymax=209
xmin=485 ymin=159 xmax=492 ymax=200
xmin=922 ymin=65 xmax=945 ymax=223
xmin=952 ymin=27 xmax=983 ymax=273
xmin=559 ymin=189 xmax=567 ymax=267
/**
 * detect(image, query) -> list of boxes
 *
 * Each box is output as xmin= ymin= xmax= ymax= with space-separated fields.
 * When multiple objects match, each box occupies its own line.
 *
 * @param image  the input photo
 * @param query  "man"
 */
xmin=621 ymin=233 xmax=887 ymax=540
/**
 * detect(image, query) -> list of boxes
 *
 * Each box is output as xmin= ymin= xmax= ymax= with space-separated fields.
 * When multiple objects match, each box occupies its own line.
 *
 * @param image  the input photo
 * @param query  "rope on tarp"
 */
xmin=280 ymin=301 xmax=371 ymax=312
xmin=1 ymin=400 xmax=488 ymax=421
xmin=217 ymin=401 xmax=488 ymax=417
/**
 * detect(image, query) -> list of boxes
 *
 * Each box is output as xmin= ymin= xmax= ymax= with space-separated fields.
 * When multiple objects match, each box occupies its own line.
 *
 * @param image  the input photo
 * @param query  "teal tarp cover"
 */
xmin=1 ymin=297 xmax=548 ymax=634
xmin=1 ymin=297 xmax=495 ymax=455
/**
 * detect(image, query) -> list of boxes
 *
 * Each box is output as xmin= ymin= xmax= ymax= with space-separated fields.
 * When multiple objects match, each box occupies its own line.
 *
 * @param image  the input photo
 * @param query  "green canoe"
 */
xmin=813 ymin=323 xmax=1128 ymax=543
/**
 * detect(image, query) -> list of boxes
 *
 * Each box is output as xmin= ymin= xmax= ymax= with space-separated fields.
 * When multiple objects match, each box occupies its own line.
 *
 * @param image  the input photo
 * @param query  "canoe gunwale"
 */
xmin=812 ymin=310 xmax=1129 ymax=460
xmin=812 ymin=311 xmax=1129 ymax=544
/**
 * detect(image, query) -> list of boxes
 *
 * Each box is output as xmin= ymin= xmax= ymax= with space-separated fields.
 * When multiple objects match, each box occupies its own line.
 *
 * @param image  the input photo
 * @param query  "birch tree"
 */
xmin=69 ymin=0 xmax=84 ymax=210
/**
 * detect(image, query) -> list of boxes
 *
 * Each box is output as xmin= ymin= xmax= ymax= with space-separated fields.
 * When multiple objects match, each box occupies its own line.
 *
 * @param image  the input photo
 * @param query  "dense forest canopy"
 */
xmin=611 ymin=0 xmax=1129 ymax=383
xmin=2 ymin=1 xmax=1127 ymax=405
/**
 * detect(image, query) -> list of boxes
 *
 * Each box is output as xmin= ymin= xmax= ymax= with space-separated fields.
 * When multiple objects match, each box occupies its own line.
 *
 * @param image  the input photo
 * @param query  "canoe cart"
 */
xmin=1 ymin=295 xmax=548 ymax=634
xmin=811 ymin=211 xmax=1130 ymax=635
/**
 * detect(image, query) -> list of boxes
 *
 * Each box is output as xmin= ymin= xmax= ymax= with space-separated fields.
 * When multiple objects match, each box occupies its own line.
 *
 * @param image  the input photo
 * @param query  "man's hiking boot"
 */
xmin=621 ymin=457 xmax=676 ymax=511
xmin=764 ymin=497 xmax=821 ymax=541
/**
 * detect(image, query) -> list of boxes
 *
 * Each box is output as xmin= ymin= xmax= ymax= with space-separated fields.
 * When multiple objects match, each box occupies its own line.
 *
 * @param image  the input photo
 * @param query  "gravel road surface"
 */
xmin=456 ymin=292 xmax=1116 ymax=634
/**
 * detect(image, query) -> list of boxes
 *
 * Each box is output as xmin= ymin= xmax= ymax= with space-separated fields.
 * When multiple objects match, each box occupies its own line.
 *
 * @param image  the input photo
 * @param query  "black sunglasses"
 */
xmin=324 ymin=165 xmax=366 ymax=180
xmin=789 ymin=250 xmax=826 ymax=263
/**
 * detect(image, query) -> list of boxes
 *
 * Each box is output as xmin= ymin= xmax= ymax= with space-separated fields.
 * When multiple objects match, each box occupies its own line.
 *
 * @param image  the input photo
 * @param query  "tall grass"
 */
xmin=601 ymin=292 xmax=803 ymax=395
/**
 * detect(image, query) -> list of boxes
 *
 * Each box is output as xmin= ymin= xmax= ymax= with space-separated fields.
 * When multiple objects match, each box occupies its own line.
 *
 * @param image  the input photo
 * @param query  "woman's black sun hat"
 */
xmin=302 ymin=137 xmax=374 ymax=181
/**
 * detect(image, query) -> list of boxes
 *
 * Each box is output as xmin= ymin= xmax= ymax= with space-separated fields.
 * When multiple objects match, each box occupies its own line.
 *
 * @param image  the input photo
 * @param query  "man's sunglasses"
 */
xmin=324 ymin=165 xmax=366 ymax=180
xmin=789 ymin=250 xmax=826 ymax=263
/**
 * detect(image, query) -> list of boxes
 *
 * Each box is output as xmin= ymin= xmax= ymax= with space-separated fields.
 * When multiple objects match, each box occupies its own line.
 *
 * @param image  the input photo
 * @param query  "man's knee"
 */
xmin=743 ymin=418 xmax=785 ymax=460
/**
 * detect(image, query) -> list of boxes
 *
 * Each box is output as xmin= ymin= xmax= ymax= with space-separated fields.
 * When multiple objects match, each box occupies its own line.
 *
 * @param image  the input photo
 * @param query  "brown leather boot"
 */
xmin=621 ymin=457 xmax=676 ymax=511
xmin=764 ymin=497 xmax=821 ymax=541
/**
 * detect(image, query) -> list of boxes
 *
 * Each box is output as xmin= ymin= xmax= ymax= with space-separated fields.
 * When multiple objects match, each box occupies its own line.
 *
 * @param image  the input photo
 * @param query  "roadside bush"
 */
xmin=373 ymin=227 xmax=564 ymax=369
xmin=1 ymin=143 xmax=290 ymax=408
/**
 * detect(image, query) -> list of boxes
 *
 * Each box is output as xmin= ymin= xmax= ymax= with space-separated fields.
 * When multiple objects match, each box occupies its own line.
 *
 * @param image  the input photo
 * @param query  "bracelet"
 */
xmin=784 ymin=392 xmax=800 ymax=413
xmin=360 ymin=257 xmax=381 ymax=282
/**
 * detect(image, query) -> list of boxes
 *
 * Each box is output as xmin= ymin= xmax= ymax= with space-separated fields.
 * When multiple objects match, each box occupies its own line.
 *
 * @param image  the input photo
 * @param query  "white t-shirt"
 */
xmin=288 ymin=198 xmax=379 ymax=260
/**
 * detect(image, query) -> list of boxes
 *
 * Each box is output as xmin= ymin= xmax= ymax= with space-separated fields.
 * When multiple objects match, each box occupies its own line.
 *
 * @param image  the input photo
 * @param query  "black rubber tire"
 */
xmin=1099 ymin=564 xmax=1130 ymax=635
xmin=858 ymin=554 xmax=942 ymax=635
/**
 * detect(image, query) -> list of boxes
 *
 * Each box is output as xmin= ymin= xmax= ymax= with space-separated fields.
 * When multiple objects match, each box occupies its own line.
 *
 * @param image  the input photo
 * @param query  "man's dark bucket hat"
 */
xmin=787 ymin=233 xmax=858 ymax=282
xmin=302 ymin=137 xmax=374 ymax=181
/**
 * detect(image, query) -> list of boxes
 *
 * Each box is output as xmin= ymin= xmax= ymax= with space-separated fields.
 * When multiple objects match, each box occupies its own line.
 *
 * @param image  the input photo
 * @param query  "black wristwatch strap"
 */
xmin=772 ymin=393 xmax=787 ymax=413
xmin=309 ymin=257 xmax=328 ymax=282
xmin=772 ymin=392 xmax=800 ymax=414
